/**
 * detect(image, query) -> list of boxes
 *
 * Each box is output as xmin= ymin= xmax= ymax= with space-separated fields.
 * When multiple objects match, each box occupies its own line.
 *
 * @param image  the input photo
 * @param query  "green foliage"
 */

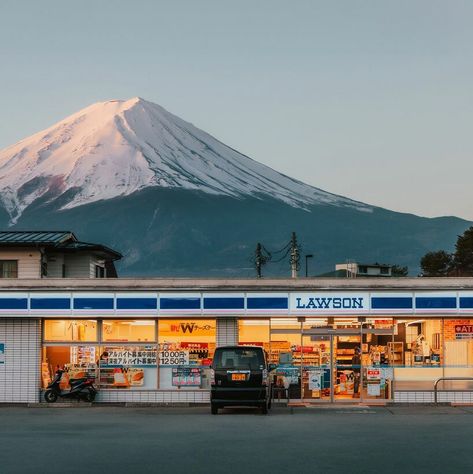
xmin=453 ymin=226 xmax=473 ymax=276
xmin=420 ymin=251 xmax=453 ymax=276
xmin=391 ymin=265 xmax=408 ymax=277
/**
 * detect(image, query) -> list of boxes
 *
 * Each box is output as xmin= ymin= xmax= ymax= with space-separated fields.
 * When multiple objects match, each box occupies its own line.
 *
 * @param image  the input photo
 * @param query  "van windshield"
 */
xmin=213 ymin=348 xmax=264 ymax=370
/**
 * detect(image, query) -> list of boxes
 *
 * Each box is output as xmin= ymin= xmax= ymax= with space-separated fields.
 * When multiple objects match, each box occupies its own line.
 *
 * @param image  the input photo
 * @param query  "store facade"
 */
xmin=1 ymin=279 xmax=473 ymax=404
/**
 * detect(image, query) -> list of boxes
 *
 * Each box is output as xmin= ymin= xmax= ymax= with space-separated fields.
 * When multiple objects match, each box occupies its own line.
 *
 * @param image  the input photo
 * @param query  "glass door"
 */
xmin=333 ymin=332 xmax=362 ymax=402
xmin=301 ymin=333 xmax=331 ymax=401
xmin=360 ymin=322 xmax=394 ymax=402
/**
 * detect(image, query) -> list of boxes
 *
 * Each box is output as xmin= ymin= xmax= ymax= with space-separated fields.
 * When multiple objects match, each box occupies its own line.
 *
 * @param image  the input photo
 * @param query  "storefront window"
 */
xmin=361 ymin=318 xmax=394 ymax=400
xmin=102 ymin=320 xmax=155 ymax=342
xmin=393 ymin=318 xmax=444 ymax=390
xmin=44 ymin=319 xmax=97 ymax=342
xmin=98 ymin=345 xmax=157 ymax=390
xmin=270 ymin=318 xmax=302 ymax=400
xmin=41 ymin=345 xmax=98 ymax=389
xmin=443 ymin=319 xmax=473 ymax=388
xmin=238 ymin=319 xmax=269 ymax=348
xmin=158 ymin=319 xmax=216 ymax=389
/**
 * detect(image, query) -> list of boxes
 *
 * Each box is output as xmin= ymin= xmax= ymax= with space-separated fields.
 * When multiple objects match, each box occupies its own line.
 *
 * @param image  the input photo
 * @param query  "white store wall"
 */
xmin=0 ymin=318 xmax=41 ymax=403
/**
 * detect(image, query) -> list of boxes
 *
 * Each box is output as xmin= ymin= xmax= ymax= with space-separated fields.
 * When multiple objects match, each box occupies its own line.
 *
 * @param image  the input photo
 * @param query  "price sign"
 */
xmin=159 ymin=349 xmax=189 ymax=366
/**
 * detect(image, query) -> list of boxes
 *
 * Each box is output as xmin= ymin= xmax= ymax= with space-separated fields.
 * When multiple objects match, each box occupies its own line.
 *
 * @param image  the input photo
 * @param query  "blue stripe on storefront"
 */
xmin=371 ymin=297 xmax=413 ymax=309
xmin=415 ymin=297 xmax=456 ymax=309
xmin=459 ymin=297 xmax=473 ymax=309
xmin=31 ymin=298 xmax=71 ymax=310
xmin=73 ymin=298 xmax=114 ymax=310
xmin=116 ymin=298 xmax=157 ymax=310
xmin=160 ymin=298 xmax=201 ymax=310
xmin=247 ymin=297 xmax=288 ymax=310
xmin=0 ymin=298 xmax=28 ymax=309
xmin=203 ymin=297 xmax=245 ymax=310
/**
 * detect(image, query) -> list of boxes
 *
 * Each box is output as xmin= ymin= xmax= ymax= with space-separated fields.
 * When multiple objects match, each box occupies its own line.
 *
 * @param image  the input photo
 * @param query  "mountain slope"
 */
xmin=0 ymin=97 xmax=369 ymax=224
xmin=3 ymin=186 xmax=469 ymax=276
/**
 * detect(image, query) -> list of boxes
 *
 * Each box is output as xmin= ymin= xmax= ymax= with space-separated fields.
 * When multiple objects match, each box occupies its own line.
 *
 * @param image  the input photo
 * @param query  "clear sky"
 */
xmin=1 ymin=0 xmax=472 ymax=220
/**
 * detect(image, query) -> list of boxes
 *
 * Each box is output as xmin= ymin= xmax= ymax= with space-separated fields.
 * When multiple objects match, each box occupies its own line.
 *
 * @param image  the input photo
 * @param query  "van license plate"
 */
xmin=232 ymin=373 xmax=246 ymax=381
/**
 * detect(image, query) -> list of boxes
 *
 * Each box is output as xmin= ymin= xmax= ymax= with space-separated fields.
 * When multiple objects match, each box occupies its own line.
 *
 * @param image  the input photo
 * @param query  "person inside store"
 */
xmin=352 ymin=347 xmax=361 ymax=398
xmin=97 ymin=351 xmax=109 ymax=366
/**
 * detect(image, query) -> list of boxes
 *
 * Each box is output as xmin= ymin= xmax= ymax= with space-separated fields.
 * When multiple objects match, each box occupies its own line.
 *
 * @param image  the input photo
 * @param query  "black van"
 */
xmin=210 ymin=345 xmax=272 ymax=414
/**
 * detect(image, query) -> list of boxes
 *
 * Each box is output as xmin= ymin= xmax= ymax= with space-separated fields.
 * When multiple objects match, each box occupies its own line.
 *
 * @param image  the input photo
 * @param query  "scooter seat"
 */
xmin=69 ymin=377 xmax=87 ymax=386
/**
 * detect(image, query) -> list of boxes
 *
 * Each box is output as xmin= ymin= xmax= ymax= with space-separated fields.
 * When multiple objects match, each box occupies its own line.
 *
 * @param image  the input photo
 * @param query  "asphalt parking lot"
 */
xmin=1 ymin=405 xmax=473 ymax=474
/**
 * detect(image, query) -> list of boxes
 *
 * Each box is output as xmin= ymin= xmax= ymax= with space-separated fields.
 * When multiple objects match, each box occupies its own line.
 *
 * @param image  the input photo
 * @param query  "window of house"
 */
xmin=95 ymin=265 xmax=105 ymax=278
xmin=0 ymin=260 xmax=18 ymax=278
xmin=358 ymin=266 xmax=367 ymax=274
xmin=380 ymin=267 xmax=389 ymax=275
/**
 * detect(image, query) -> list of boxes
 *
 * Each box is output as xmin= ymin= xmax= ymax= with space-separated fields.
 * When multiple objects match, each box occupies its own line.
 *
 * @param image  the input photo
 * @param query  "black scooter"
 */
xmin=44 ymin=368 xmax=97 ymax=403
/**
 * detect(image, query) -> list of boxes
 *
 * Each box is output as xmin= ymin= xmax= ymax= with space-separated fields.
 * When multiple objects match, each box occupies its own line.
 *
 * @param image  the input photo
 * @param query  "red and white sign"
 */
xmin=367 ymin=369 xmax=381 ymax=380
xmin=455 ymin=325 xmax=473 ymax=334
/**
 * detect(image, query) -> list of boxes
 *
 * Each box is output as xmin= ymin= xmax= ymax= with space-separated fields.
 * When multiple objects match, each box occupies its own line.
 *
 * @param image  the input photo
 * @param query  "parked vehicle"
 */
xmin=210 ymin=345 xmax=274 ymax=414
xmin=44 ymin=368 xmax=97 ymax=403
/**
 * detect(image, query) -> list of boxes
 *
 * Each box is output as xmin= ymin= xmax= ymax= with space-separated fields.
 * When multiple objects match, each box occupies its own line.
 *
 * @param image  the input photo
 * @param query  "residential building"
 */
xmin=0 ymin=231 xmax=122 ymax=279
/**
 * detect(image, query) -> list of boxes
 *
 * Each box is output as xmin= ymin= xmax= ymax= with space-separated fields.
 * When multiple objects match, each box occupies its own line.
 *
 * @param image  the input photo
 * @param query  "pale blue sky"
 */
xmin=1 ymin=0 xmax=472 ymax=220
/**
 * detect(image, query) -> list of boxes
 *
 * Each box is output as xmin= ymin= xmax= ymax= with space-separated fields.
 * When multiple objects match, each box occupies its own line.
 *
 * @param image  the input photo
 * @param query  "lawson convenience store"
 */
xmin=1 ymin=278 xmax=473 ymax=404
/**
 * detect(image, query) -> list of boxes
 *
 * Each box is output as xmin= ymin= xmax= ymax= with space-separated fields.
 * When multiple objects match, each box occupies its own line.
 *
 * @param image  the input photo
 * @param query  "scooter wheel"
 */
xmin=44 ymin=390 xmax=58 ymax=403
xmin=84 ymin=391 xmax=96 ymax=403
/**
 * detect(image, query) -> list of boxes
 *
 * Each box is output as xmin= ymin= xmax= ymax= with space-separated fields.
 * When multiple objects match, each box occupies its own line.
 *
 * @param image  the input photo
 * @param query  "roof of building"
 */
xmin=337 ymin=262 xmax=392 ymax=268
xmin=0 ymin=230 xmax=121 ymax=260
xmin=0 ymin=231 xmax=76 ymax=244
xmin=60 ymin=241 xmax=122 ymax=260
xmin=0 ymin=276 xmax=472 ymax=291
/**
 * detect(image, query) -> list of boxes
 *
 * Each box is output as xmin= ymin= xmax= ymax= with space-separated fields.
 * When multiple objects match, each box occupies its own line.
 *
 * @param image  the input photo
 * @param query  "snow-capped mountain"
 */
xmin=0 ymin=97 xmax=370 ymax=224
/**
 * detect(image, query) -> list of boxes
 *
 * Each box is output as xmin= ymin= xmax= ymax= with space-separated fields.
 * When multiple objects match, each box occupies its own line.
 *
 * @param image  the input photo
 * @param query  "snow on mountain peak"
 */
xmin=0 ymin=97 xmax=371 ymax=223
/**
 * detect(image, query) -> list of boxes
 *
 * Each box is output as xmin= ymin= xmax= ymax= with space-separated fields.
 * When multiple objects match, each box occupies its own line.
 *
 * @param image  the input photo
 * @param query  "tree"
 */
xmin=453 ymin=226 xmax=473 ymax=276
xmin=420 ymin=250 xmax=453 ymax=277
xmin=391 ymin=265 xmax=408 ymax=277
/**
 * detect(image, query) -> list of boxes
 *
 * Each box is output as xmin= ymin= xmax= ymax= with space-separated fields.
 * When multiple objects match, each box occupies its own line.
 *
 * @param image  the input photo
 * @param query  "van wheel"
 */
xmin=261 ymin=402 xmax=268 ymax=415
xmin=211 ymin=404 xmax=219 ymax=415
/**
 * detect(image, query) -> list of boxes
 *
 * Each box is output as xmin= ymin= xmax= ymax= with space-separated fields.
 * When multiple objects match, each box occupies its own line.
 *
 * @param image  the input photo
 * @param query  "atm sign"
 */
xmin=455 ymin=325 xmax=473 ymax=334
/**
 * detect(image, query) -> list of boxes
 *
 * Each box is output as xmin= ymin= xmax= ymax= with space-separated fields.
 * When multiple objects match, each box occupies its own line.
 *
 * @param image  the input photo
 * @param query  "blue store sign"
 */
xmin=290 ymin=293 xmax=370 ymax=313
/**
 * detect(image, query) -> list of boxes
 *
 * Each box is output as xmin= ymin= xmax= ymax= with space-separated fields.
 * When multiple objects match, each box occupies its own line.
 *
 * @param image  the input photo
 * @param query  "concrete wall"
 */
xmin=0 ymin=318 xmax=40 ymax=403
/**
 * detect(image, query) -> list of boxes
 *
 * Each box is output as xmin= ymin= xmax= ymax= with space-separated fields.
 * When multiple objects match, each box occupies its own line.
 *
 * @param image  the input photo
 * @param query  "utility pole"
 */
xmin=290 ymin=232 xmax=300 ymax=278
xmin=305 ymin=254 xmax=313 ymax=277
xmin=255 ymin=242 xmax=263 ymax=278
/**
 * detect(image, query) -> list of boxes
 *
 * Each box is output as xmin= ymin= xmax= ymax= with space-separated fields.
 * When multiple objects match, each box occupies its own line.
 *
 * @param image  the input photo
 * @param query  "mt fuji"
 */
xmin=0 ymin=97 xmax=369 ymax=224
xmin=0 ymin=98 xmax=469 ymax=276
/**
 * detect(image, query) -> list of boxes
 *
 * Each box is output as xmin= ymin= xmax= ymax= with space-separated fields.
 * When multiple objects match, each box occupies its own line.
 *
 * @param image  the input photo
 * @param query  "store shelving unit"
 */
xmin=387 ymin=341 xmax=404 ymax=365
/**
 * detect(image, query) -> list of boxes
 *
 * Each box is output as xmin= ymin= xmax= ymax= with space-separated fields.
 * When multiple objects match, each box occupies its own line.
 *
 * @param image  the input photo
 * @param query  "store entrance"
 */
xmin=301 ymin=330 xmax=361 ymax=403
xmin=270 ymin=319 xmax=394 ymax=404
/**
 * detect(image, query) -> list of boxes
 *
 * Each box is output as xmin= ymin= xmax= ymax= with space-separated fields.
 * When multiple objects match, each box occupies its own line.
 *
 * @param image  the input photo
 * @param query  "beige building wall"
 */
xmin=0 ymin=248 xmax=41 ymax=278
